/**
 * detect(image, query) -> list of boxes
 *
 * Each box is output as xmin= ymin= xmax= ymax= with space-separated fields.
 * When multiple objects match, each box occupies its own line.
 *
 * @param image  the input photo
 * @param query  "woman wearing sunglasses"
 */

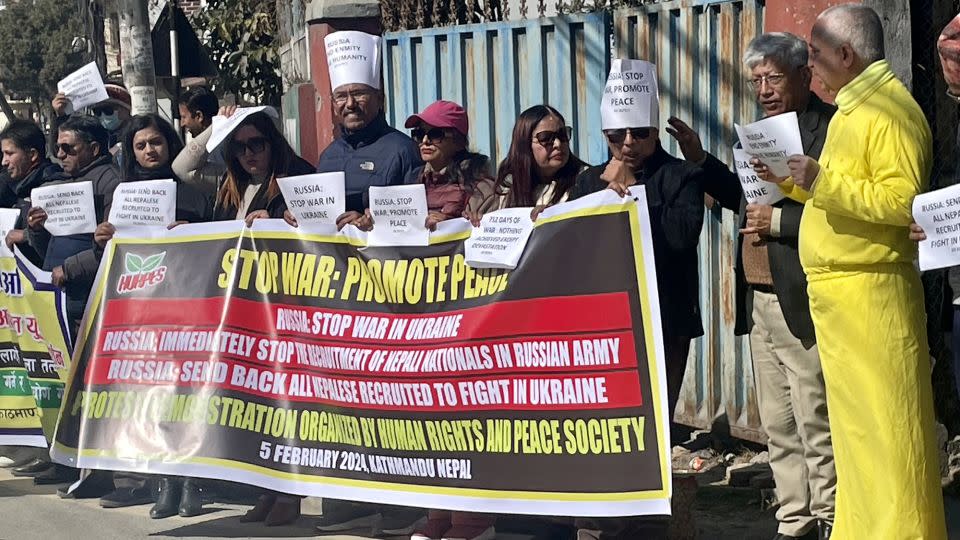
xmin=466 ymin=105 xmax=586 ymax=225
xmin=214 ymin=110 xmax=314 ymax=223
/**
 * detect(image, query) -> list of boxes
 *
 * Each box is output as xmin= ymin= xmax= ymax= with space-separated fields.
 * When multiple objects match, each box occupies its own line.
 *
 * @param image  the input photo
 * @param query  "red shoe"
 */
xmin=411 ymin=515 xmax=452 ymax=540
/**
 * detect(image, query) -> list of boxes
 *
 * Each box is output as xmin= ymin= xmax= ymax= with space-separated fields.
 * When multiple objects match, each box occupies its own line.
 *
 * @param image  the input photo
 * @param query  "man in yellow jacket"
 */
xmin=754 ymin=4 xmax=947 ymax=539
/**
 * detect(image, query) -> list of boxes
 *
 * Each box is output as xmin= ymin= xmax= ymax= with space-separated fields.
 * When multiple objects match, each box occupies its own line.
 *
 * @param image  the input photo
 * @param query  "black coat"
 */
xmin=570 ymin=145 xmax=706 ymax=339
xmin=703 ymin=92 xmax=836 ymax=343
xmin=4 ymin=160 xmax=67 ymax=266
xmin=212 ymin=155 xmax=315 ymax=221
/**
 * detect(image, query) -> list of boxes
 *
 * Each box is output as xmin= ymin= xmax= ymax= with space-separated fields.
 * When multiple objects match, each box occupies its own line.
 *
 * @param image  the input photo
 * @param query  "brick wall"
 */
xmin=181 ymin=0 xmax=203 ymax=17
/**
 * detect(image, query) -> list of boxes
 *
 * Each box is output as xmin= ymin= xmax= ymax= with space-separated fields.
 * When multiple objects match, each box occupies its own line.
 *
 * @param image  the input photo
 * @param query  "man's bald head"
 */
xmin=813 ymin=4 xmax=885 ymax=64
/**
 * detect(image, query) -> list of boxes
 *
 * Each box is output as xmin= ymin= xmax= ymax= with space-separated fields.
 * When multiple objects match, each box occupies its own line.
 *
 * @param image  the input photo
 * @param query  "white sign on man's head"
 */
xmin=600 ymin=59 xmax=660 ymax=130
xmin=324 ymin=31 xmax=382 ymax=92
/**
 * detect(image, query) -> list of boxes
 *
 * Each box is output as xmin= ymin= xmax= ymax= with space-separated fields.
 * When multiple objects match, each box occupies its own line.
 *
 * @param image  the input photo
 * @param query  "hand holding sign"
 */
xmin=108 ymin=180 xmax=177 ymax=228
xmin=277 ymin=173 xmax=346 ymax=227
xmin=735 ymin=112 xmax=804 ymax=178
xmin=465 ymin=208 xmax=536 ymax=270
xmin=785 ymin=155 xmax=821 ymax=191
xmin=733 ymin=147 xmax=785 ymax=204
xmin=56 ymin=62 xmax=109 ymax=114
xmin=912 ymin=184 xmax=960 ymax=270
xmin=367 ymin=185 xmax=429 ymax=246
xmin=30 ymin=182 xmax=97 ymax=236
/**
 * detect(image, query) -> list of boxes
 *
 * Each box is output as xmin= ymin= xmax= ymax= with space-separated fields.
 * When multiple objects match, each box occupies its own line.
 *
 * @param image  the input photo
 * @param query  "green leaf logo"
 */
xmin=141 ymin=252 xmax=166 ymax=272
xmin=125 ymin=254 xmax=143 ymax=273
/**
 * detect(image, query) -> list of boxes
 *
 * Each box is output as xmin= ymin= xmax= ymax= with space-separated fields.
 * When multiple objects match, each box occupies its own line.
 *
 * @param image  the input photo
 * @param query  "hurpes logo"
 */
xmin=117 ymin=252 xmax=168 ymax=294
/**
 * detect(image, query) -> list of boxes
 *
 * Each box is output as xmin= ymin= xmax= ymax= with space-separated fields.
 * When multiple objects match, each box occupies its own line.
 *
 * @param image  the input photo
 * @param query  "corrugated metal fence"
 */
xmin=383 ymin=0 xmax=766 ymax=442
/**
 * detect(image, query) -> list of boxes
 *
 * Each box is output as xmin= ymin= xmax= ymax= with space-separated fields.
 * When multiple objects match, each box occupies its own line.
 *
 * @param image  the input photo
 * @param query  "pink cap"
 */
xmin=404 ymin=100 xmax=469 ymax=136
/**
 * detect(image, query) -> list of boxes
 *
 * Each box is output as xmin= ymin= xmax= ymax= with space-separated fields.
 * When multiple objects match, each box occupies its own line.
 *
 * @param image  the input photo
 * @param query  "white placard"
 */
xmin=108 ymin=179 xmax=177 ymax=228
xmin=278 ymin=173 xmax=346 ymax=226
xmin=913 ymin=184 xmax=960 ymax=271
xmin=600 ymin=59 xmax=659 ymax=130
xmin=56 ymin=62 xmax=109 ymax=114
xmin=31 ymin=181 xmax=97 ymax=236
xmin=206 ymin=106 xmax=280 ymax=156
xmin=732 ymin=147 xmax=785 ymax=205
xmin=324 ymin=31 xmax=382 ymax=91
xmin=734 ymin=111 xmax=804 ymax=179
xmin=368 ymin=184 xmax=429 ymax=247
xmin=0 ymin=209 xmax=21 ymax=258
xmin=465 ymin=207 xmax=535 ymax=270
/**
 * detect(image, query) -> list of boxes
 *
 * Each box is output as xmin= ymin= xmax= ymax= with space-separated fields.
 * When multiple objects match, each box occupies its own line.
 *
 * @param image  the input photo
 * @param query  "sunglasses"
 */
xmin=411 ymin=127 xmax=447 ymax=144
xmin=92 ymin=106 xmax=115 ymax=116
xmin=604 ymin=128 xmax=653 ymax=144
xmin=228 ymin=136 xmax=269 ymax=156
xmin=56 ymin=142 xmax=82 ymax=156
xmin=533 ymin=127 xmax=573 ymax=146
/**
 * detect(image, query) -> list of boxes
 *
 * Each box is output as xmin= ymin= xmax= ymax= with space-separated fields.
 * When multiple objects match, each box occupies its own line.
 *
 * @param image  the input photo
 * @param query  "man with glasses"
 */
xmin=52 ymin=82 xmax=131 ymax=159
xmin=313 ymin=30 xmax=421 ymax=231
xmin=666 ymin=32 xmax=837 ymax=540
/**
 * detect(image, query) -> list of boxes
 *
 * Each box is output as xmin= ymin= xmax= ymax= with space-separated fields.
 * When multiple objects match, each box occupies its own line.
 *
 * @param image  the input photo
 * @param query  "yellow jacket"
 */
xmin=780 ymin=60 xmax=932 ymax=273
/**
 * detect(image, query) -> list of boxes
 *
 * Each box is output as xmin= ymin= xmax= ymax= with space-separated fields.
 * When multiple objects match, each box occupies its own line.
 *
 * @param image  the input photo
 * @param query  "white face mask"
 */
xmin=98 ymin=111 xmax=120 ymax=131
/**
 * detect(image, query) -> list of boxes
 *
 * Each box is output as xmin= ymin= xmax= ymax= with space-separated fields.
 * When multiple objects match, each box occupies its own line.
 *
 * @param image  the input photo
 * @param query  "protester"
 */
xmin=313 ymin=30 xmax=421 ymax=231
xmin=1 ymin=119 xmax=66 ymax=265
xmin=667 ymin=32 xmax=837 ymax=540
xmin=88 ymin=114 xmax=212 ymax=515
xmin=754 ymin=5 xmax=946 ymax=538
xmin=463 ymin=104 xmax=587 ymax=227
xmin=171 ymin=86 xmax=225 ymax=196
xmin=52 ymin=83 xmax=132 ymax=157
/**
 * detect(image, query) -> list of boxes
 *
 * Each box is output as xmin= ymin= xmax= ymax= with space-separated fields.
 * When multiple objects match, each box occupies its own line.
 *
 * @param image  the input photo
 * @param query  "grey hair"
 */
xmin=816 ymin=3 xmax=885 ymax=63
xmin=742 ymin=32 xmax=809 ymax=70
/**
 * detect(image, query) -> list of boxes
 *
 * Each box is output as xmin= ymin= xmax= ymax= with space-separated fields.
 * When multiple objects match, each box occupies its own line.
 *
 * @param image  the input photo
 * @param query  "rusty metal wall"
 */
xmin=616 ymin=0 xmax=765 ymax=442
xmin=382 ymin=12 xmax=611 ymax=166
xmin=383 ymin=0 xmax=767 ymax=443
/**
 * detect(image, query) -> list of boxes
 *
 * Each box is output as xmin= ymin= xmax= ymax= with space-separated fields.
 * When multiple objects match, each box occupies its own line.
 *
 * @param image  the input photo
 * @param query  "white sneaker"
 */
xmin=441 ymin=525 xmax=496 ymax=540
xmin=0 ymin=456 xmax=14 ymax=467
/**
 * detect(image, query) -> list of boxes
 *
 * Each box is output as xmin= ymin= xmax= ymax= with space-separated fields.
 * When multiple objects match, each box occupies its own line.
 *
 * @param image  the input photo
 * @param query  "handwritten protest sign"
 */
xmin=465 ymin=208 xmax=535 ymax=270
xmin=31 ymin=182 xmax=97 ymax=236
xmin=278 ymin=173 xmax=346 ymax=226
xmin=735 ymin=112 xmax=804 ymax=179
xmin=913 ymin=184 xmax=960 ymax=270
xmin=368 ymin=185 xmax=429 ymax=246
xmin=108 ymin=180 xmax=177 ymax=228
xmin=732 ymin=147 xmax=785 ymax=205
xmin=57 ymin=62 xmax=109 ymax=114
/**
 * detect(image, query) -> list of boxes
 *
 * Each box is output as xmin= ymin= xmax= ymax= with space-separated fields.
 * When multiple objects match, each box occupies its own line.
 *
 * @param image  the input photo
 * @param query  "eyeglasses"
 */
xmin=56 ymin=142 xmax=82 ymax=156
xmin=332 ymin=89 xmax=374 ymax=105
xmin=604 ymin=128 xmax=652 ymax=145
xmin=747 ymin=73 xmax=787 ymax=89
xmin=92 ymin=106 xmax=115 ymax=116
xmin=533 ymin=127 xmax=573 ymax=147
xmin=411 ymin=127 xmax=447 ymax=144
xmin=228 ymin=136 xmax=269 ymax=156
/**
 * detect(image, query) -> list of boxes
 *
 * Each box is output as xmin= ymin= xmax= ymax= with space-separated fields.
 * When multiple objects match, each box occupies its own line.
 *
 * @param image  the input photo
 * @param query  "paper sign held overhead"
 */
xmin=31 ymin=182 xmax=97 ymax=236
xmin=734 ymin=112 xmax=804 ymax=179
xmin=57 ymin=62 xmax=109 ymax=114
xmin=206 ymin=106 xmax=280 ymax=157
xmin=465 ymin=208 xmax=535 ymax=270
xmin=278 ymin=173 xmax=346 ymax=226
xmin=913 ymin=184 xmax=960 ymax=271
xmin=108 ymin=180 xmax=177 ymax=228
xmin=601 ymin=59 xmax=659 ymax=130
xmin=368 ymin=184 xmax=429 ymax=247
xmin=732 ymin=147 xmax=785 ymax=205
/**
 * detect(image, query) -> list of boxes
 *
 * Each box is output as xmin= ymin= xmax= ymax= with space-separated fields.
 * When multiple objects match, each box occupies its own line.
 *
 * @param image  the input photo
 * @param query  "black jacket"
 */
xmin=703 ymin=93 xmax=836 ymax=343
xmin=212 ymin=154 xmax=315 ymax=221
xmin=4 ymin=160 xmax=67 ymax=265
xmin=26 ymin=154 xmax=123 ymax=322
xmin=571 ymin=145 xmax=706 ymax=339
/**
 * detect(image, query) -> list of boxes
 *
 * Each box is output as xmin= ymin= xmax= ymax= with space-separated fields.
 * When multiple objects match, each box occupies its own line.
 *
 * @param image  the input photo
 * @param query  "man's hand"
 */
xmin=739 ymin=204 xmax=774 ymax=236
xmin=94 ymin=222 xmax=116 ymax=248
xmin=26 ymin=207 xmax=47 ymax=231
xmin=463 ymin=209 xmax=484 ymax=228
xmin=749 ymin=159 xmax=789 ymax=184
xmin=283 ymin=209 xmax=299 ymax=228
xmin=218 ymin=105 xmax=238 ymax=118
xmin=336 ymin=211 xmax=362 ymax=231
xmin=354 ymin=209 xmax=374 ymax=231
xmin=51 ymin=266 xmax=66 ymax=288
xmin=600 ymin=158 xmax=636 ymax=197
xmin=786 ymin=155 xmax=820 ymax=191
xmin=167 ymin=221 xmax=188 ymax=230
xmin=939 ymin=14 xmax=960 ymax=96
xmin=52 ymin=93 xmax=70 ymax=117
xmin=665 ymin=117 xmax=706 ymax=164
xmin=425 ymin=211 xmax=447 ymax=231
xmin=909 ymin=222 xmax=927 ymax=242
xmin=5 ymin=229 xmax=25 ymax=250
xmin=531 ymin=205 xmax=547 ymax=222
xmin=244 ymin=209 xmax=269 ymax=227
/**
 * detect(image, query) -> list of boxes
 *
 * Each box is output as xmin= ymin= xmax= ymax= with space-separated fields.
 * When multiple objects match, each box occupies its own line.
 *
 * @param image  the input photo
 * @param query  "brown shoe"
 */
xmin=264 ymin=496 xmax=301 ymax=527
xmin=240 ymin=493 xmax=277 ymax=523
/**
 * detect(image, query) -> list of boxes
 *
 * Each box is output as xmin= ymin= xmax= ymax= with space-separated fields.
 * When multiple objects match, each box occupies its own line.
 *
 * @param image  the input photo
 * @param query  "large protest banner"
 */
xmin=52 ymin=190 xmax=671 ymax=516
xmin=0 ymin=248 xmax=73 ymax=447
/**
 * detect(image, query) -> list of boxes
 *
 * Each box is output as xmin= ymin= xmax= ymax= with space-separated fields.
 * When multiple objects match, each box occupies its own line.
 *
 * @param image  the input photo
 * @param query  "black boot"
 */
xmin=178 ymin=478 xmax=204 ymax=517
xmin=11 ymin=458 xmax=51 ymax=477
xmin=150 ymin=477 xmax=183 ymax=519
xmin=819 ymin=521 xmax=833 ymax=540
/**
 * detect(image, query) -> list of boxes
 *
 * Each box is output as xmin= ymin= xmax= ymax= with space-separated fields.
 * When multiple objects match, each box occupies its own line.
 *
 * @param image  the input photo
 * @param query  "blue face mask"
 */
xmin=98 ymin=112 xmax=120 ymax=131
